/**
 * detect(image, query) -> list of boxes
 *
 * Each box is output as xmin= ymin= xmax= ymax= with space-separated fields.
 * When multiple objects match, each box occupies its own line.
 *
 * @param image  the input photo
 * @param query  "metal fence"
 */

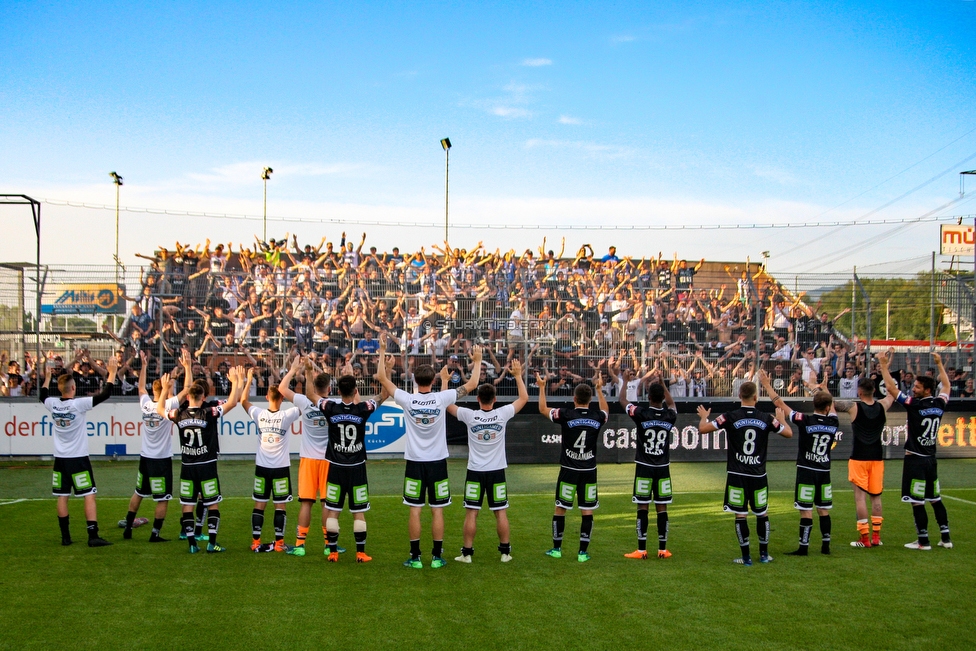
xmin=1 ymin=256 xmax=972 ymax=401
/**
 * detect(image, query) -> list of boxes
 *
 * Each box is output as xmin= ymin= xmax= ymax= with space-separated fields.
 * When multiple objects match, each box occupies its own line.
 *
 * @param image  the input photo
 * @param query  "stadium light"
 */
xmin=109 ymin=172 xmax=123 ymax=286
xmin=262 ymin=167 xmax=273 ymax=242
xmin=441 ymin=139 xmax=451 ymax=243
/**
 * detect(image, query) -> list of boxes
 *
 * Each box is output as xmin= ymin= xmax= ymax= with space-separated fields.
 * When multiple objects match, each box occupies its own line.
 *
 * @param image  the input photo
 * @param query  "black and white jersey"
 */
xmin=850 ymin=400 xmax=885 ymax=461
xmin=169 ymin=403 xmax=224 ymax=465
xmin=321 ymin=398 xmax=377 ymax=466
xmin=548 ymin=406 xmax=608 ymax=471
xmin=897 ymin=392 xmax=948 ymax=457
xmin=625 ymin=403 xmax=677 ymax=467
xmin=712 ymin=407 xmax=785 ymax=477
xmin=789 ymin=411 xmax=839 ymax=472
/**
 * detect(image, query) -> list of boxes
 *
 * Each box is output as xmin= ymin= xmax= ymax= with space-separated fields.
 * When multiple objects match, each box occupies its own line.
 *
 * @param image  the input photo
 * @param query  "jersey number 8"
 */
xmin=742 ymin=429 xmax=757 ymax=455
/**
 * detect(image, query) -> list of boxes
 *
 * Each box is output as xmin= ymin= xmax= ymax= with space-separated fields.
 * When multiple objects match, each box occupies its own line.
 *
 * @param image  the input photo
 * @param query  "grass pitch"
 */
xmin=1 ymin=458 xmax=974 ymax=650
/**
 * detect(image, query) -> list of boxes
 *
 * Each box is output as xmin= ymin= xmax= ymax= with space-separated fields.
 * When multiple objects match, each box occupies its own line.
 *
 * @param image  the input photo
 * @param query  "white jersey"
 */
xmin=839 ymin=377 xmax=859 ymax=399
xmin=394 ymin=388 xmax=457 ymax=462
xmin=619 ymin=378 xmax=641 ymax=403
xmin=248 ymin=405 xmax=301 ymax=469
xmin=669 ymin=377 xmax=688 ymax=398
xmin=292 ymin=393 xmax=332 ymax=459
xmin=139 ymin=394 xmax=180 ymax=459
xmin=456 ymin=404 xmax=515 ymax=472
xmin=43 ymin=396 xmax=94 ymax=458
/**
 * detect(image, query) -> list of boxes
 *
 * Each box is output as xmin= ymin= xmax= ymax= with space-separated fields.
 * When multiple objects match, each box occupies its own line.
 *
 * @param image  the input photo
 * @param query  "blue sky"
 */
xmin=2 ymin=1 xmax=976 ymax=272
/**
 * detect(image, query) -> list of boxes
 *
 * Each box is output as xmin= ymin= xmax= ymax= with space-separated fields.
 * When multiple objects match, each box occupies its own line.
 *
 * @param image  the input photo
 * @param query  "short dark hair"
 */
xmin=648 ymin=383 xmax=665 ymax=405
xmin=916 ymin=375 xmax=937 ymax=395
xmin=813 ymin=390 xmax=833 ymax=412
xmin=267 ymin=387 xmax=282 ymax=402
xmin=188 ymin=384 xmax=205 ymax=400
xmin=857 ymin=378 xmax=875 ymax=395
xmin=574 ymin=383 xmax=593 ymax=405
xmin=414 ymin=364 xmax=436 ymax=387
xmin=477 ymin=383 xmax=496 ymax=405
xmin=739 ymin=381 xmax=757 ymax=401
xmin=337 ymin=375 xmax=358 ymax=398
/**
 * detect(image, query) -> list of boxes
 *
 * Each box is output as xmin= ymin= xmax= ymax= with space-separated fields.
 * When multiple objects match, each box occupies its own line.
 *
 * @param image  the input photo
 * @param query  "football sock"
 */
xmin=819 ymin=514 xmax=832 ymax=554
xmin=322 ymin=526 xmax=329 ymax=544
xmin=86 ymin=520 xmax=99 ymax=541
xmin=461 ymin=546 xmax=474 ymax=557
xmin=912 ymin=505 xmax=930 ymax=546
xmin=735 ymin=518 xmax=750 ymax=560
xmin=296 ymin=525 xmax=309 ymax=547
xmin=756 ymin=515 xmax=770 ymax=557
xmin=195 ymin=502 xmax=206 ymax=538
xmin=498 ymin=542 xmax=511 ymax=555
xmin=273 ymin=510 xmax=286 ymax=542
xmin=857 ymin=519 xmax=870 ymax=536
xmin=636 ymin=509 xmax=648 ymax=552
xmin=150 ymin=518 xmax=165 ymax=541
xmin=870 ymin=516 xmax=883 ymax=538
xmin=931 ymin=500 xmax=950 ymax=541
xmin=354 ymin=520 xmax=367 ymax=553
xmin=409 ymin=539 xmax=421 ymax=559
xmin=207 ymin=509 xmax=221 ymax=546
xmin=181 ymin=513 xmax=196 ymax=545
xmin=789 ymin=517 xmax=812 ymax=556
xmin=125 ymin=510 xmax=137 ymax=529
xmin=432 ymin=540 xmax=444 ymax=558
xmin=657 ymin=511 xmax=669 ymax=551
xmin=552 ymin=515 xmax=565 ymax=549
xmin=58 ymin=515 xmax=71 ymax=543
xmin=327 ymin=531 xmax=339 ymax=553
xmin=579 ymin=515 xmax=593 ymax=554
xmin=251 ymin=509 xmax=264 ymax=541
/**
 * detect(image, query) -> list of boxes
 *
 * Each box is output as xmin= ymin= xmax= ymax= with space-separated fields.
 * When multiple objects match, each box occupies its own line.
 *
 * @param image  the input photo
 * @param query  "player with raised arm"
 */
xmin=277 ymin=356 xmax=334 ymax=556
xmin=538 ymin=366 xmax=609 ymax=563
xmin=621 ymin=374 xmax=677 ymax=559
xmin=242 ymin=366 xmax=302 ymax=553
xmin=760 ymin=370 xmax=839 ymax=555
xmin=880 ymin=350 xmax=953 ymax=550
xmin=40 ymin=354 xmax=119 ymax=547
xmin=316 ymin=355 xmax=392 ymax=563
xmin=120 ymin=350 xmax=192 ymax=542
xmin=698 ymin=381 xmax=792 ymax=566
xmin=159 ymin=365 xmax=245 ymax=553
xmin=375 ymin=334 xmax=483 ymax=569
xmin=448 ymin=358 xmax=529 ymax=564
xmin=833 ymin=370 xmax=895 ymax=548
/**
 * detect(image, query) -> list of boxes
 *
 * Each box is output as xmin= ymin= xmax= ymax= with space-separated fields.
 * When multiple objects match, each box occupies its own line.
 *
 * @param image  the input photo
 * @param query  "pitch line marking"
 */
xmin=942 ymin=494 xmax=976 ymax=506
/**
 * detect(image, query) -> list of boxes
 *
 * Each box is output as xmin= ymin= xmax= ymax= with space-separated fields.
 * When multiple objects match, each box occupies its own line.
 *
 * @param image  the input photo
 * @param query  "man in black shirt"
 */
xmin=698 ymin=381 xmax=792 ymax=565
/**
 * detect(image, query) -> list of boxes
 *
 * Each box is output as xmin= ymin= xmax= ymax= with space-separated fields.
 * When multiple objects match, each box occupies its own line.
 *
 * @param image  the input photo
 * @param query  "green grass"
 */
xmin=1 ymin=459 xmax=975 ymax=650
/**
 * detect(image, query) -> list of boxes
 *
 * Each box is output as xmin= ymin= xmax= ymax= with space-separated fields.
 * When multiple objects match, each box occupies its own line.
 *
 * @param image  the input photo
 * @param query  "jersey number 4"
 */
xmin=573 ymin=432 xmax=587 ymax=455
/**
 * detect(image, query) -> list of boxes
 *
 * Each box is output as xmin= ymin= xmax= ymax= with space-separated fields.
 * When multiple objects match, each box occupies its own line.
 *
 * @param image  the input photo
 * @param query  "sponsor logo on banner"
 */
xmin=42 ymin=284 xmax=125 ymax=315
xmin=941 ymin=224 xmax=975 ymax=256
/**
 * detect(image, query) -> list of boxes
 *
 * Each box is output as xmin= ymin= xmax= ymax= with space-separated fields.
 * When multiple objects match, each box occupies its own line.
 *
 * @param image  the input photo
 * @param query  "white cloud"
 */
xmin=751 ymin=165 xmax=798 ymax=186
xmin=611 ymin=34 xmax=636 ymax=43
xmin=521 ymin=58 xmax=553 ymax=67
xmin=184 ymin=161 xmax=361 ymax=185
xmin=558 ymin=115 xmax=582 ymax=125
xmin=525 ymin=138 xmax=633 ymax=159
xmin=493 ymin=106 xmax=532 ymax=118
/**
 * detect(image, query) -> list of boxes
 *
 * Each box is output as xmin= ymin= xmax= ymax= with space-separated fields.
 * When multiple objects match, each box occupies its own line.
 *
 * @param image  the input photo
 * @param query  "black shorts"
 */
xmin=403 ymin=459 xmax=451 ymax=507
xmin=794 ymin=467 xmax=832 ymax=510
xmin=901 ymin=454 xmax=940 ymax=504
xmin=179 ymin=462 xmax=222 ymax=507
xmin=52 ymin=456 xmax=96 ymax=497
xmin=724 ymin=473 xmax=769 ymax=515
xmin=253 ymin=465 xmax=293 ymax=504
xmin=555 ymin=467 xmax=599 ymax=510
xmin=633 ymin=464 xmax=673 ymax=505
xmin=135 ymin=456 xmax=174 ymax=502
xmin=325 ymin=463 xmax=370 ymax=513
xmin=464 ymin=469 xmax=508 ymax=510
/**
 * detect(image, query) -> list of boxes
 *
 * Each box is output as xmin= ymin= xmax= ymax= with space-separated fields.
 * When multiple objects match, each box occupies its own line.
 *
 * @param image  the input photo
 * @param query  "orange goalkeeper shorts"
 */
xmin=848 ymin=459 xmax=884 ymax=496
xmin=298 ymin=458 xmax=330 ymax=501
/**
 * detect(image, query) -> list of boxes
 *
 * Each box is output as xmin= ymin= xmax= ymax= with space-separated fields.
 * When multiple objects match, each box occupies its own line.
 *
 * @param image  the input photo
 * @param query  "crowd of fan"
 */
xmin=4 ymin=233 xmax=972 ymax=401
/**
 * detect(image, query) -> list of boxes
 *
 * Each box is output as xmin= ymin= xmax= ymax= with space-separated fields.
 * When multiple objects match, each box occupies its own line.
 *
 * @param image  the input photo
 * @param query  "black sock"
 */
xmin=195 ymin=502 xmax=206 ymax=538
xmin=124 ymin=510 xmax=137 ymax=529
xmin=354 ymin=529 xmax=367 ymax=553
xmin=327 ymin=530 xmax=339 ymax=553
xmin=735 ymin=518 xmax=751 ymax=560
xmin=498 ymin=542 xmax=511 ymax=555
xmin=251 ymin=509 xmax=264 ymax=541
xmin=58 ymin=515 xmax=71 ymax=543
xmin=552 ymin=515 xmax=565 ymax=549
xmin=757 ymin=516 xmax=770 ymax=557
xmin=579 ymin=515 xmax=593 ymax=554
xmin=181 ymin=513 xmax=196 ymax=545
xmin=86 ymin=520 xmax=99 ymax=541
xmin=636 ymin=509 xmax=648 ymax=551
xmin=432 ymin=540 xmax=444 ymax=558
xmin=912 ymin=504 xmax=930 ymax=546
xmin=409 ymin=539 xmax=421 ymax=559
xmin=789 ymin=517 xmax=812 ymax=555
xmin=819 ymin=514 xmax=832 ymax=553
xmin=150 ymin=518 xmax=165 ymax=540
xmin=273 ymin=510 xmax=286 ymax=541
xmin=657 ymin=511 xmax=669 ymax=551
xmin=461 ymin=546 xmax=474 ymax=557
xmin=931 ymin=500 xmax=950 ymax=541
xmin=207 ymin=509 xmax=220 ymax=546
